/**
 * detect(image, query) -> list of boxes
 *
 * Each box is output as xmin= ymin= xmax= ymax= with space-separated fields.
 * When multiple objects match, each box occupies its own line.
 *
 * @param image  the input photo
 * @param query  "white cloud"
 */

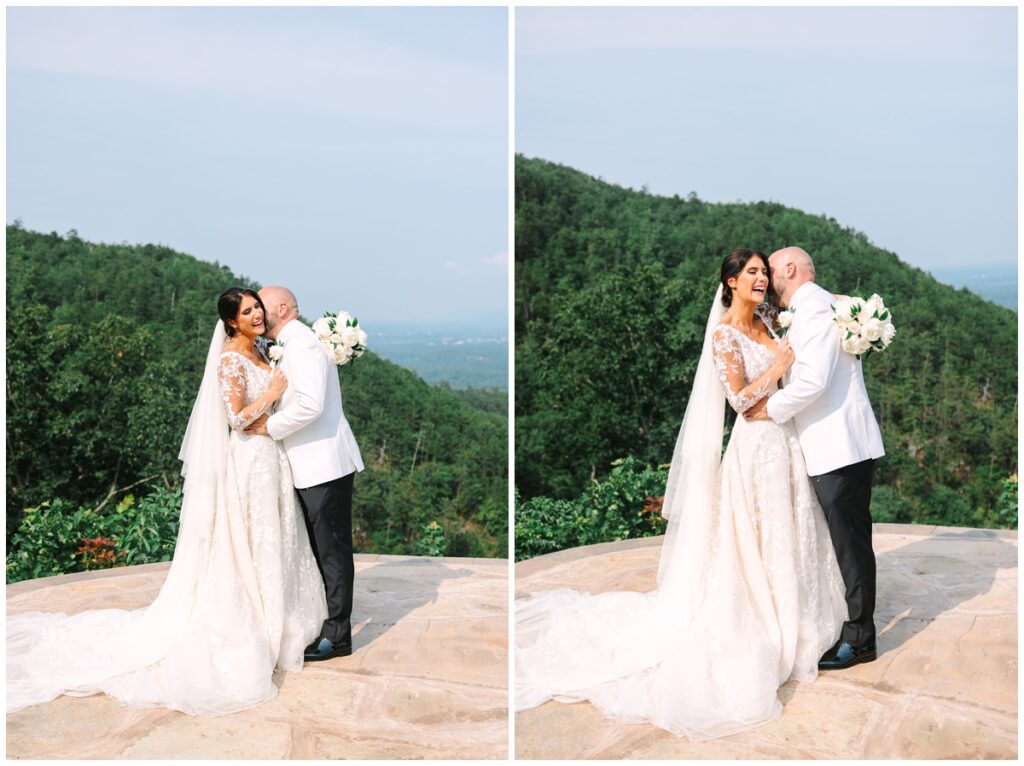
xmin=443 ymin=260 xmax=459 ymax=271
xmin=482 ymin=251 xmax=508 ymax=268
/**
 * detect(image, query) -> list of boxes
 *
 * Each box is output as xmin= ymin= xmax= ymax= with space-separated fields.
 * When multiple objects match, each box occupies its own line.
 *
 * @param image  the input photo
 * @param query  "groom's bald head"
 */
xmin=258 ymin=286 xmax=299 ymax=339
xmin=768 ymin=247 xmax=816 ymax=307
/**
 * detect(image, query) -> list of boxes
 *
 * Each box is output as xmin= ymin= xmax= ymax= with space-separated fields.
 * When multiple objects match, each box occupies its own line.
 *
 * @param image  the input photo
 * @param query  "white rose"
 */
xmin=856 ymin=337 xmax=873 ymax=355
xmin=335 ymin=311 xmax=353 ymax=327
xmin=268 ymin=345 xmax=284 ymax=361
xmin=842 ymin=336 xmax=861 ymax=355
xmin=778 ymin=310 xmax=794 ymax=329
xmin=329 ymin=332 xmax=344 ymax=345
xmin=863 ymin=318 xmax=884 ymax=342
xmin=312 ymin=317 xmax=332 ymax=338
xmin=834 ymin=297 xmax=855 ymax=322
xmin=333 ymin=346 xmax=352 ymax=365
xmin=845 ymin=319 xmax=862 ymax=337
xmin=882 ymin=322 xmax=897 ymax=345
xmin=866 ymin=294 xmax=885 ymax=318
xmin=356 ymin=328 xmax=368 ymax=347
xmin=341 ymin=326 xmax=361 ymax=348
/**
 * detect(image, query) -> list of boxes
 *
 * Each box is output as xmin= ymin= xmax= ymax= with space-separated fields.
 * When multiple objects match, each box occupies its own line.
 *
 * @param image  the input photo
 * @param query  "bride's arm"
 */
xmin=218 ymin=354 xmax=287 ymax=431
xmin=711 ymin=326 xmax=792 ymax=414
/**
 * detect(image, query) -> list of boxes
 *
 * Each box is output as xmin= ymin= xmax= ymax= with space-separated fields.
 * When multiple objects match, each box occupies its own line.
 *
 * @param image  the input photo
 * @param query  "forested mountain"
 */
xmin=515 ymin=156 xmax=1017 ymax=531
xmin=6 ymin=224 xmax=507 ymax=564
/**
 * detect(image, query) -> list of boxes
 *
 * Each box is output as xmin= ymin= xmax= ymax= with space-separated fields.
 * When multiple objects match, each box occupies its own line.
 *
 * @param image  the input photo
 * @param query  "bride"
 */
xmin=516 ymin=250 xmax=848 ymax=740
xmin=7 ymin=287 xmax=327 ymax=716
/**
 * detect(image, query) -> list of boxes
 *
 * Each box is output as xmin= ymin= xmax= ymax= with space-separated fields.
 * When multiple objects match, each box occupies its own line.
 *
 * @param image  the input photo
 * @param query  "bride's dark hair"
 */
xmin=720 ymin=249 xmax=770 ymax=308
xmin=217 ymin=287 xmax=266 ymax=337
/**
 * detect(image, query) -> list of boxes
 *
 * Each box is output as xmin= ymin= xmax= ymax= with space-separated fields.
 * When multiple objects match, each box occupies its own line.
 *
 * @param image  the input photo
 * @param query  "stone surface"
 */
xmin=7 ymin=554 xmax=508 ymax=760
xmin=515 ymin=524 xmax=1017 ymax=760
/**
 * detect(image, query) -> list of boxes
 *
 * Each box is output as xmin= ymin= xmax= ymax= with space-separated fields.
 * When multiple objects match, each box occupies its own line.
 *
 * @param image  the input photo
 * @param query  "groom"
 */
xmin=746 ymin=247 xmax=885 ymax=670
xmin=248 ymin=286 xmax=365 ymax=662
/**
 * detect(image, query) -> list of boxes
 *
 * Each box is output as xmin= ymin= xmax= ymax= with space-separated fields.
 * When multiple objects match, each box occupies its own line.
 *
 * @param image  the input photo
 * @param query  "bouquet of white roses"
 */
xmin=832 ymin=294 xmax=896 ymax=358
xmin=311 ymin=310 xmax=368 ymax=366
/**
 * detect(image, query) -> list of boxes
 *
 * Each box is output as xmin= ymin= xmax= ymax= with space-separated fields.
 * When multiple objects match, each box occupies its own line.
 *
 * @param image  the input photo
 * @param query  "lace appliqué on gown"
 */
xmin=6 ymin=352 xmax=327 ymax=717
xmin=515 ymin=316 xmax=848 ymax=740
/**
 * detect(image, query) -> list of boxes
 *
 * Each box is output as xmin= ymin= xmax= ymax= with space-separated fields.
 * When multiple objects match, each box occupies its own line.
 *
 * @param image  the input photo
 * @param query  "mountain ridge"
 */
xmin=515 ymin=155 xmax=1017 ymax=530
xmin=6 ymin=223 xmax=508 ymax=558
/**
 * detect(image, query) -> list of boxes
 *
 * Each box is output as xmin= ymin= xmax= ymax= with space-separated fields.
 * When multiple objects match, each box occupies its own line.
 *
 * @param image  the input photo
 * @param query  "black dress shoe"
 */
xmin=304 ymin=635 xmax=352 ymax=662
xmin=818 ymin=639 xmax=877 ymax=670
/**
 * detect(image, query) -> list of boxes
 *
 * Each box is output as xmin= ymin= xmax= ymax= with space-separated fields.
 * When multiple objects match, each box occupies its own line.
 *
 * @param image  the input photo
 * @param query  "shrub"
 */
xmin=515 ymin=457 xmax=670 ymax=560
xmin=996 ymin=474 xmax=1018 ymax=528
xmin=77 ymin=537 xmax=124 ymax=570
xmin=415 ymin=521 xmax=446 ymax=557
xmin=578 ymin=457 xmax=669 ymax=544
xmin=515 ymin=492 xmax=587 ymax=561
xmin=6 ymin=500 xmax=101 ymax=582
xmin=105 ymin=488 xmax=181 ymax=566
xmin=6 ymin=486 xmax=182 ymax=583
xmin=870 ymin=485 xmax=914 ymax=524
xmin=975 ymin=473 xmax=1020 ymax=530
xmin=924 ymin=484 xmax=972 ymax=527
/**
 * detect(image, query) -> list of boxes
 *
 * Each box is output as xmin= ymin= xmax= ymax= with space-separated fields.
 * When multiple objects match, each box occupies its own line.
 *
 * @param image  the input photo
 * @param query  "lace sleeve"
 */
xmin=218 ymin=354 xmax=270 ymax=431
xmin=711 ymin=325 xmax=773 ymax=414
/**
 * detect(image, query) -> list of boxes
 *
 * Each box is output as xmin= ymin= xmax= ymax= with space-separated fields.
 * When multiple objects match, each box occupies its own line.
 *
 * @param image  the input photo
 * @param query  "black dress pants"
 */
xmin=296 ymin=472 xmax=354 ymax=641
xmin=810 ymin=458 xmax=876 ymax=646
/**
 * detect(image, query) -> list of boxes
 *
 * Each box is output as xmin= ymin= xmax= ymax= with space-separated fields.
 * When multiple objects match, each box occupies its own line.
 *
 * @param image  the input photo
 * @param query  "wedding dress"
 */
xmin=7 ymin=322 xmax=326 ymax=717
xmin=515 ymin=287 xmax=847 ymax=740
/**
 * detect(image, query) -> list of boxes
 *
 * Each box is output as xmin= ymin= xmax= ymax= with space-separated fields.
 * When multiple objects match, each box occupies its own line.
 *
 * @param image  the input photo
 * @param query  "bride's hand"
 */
xmin=772 ymin=337 xmax=795 ymax=374
xmin=268 ymin=367 xmax=288 ymax=400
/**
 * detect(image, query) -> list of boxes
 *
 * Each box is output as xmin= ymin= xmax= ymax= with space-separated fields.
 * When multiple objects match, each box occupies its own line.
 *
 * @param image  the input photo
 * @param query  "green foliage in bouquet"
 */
xmin=516 ymin=457 xmax=669 ymax=560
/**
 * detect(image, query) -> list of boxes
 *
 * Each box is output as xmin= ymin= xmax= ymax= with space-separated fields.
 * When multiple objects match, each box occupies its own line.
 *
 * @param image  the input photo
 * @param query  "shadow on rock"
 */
xmin=874 ymin=529 xmax=1016 ymax=656
xmin=351 ymin=558 xmax=474 ymax=651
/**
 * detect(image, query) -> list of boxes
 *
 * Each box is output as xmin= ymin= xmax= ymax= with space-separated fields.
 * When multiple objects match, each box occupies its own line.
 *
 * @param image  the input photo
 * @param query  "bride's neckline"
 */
xmin=716 ymin=312 xmax=777 ymax=354
xmin=221 ymin=348 xmax=272 ymax=373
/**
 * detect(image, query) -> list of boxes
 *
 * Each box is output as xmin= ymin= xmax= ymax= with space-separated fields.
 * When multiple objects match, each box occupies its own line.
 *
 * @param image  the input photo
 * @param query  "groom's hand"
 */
xmin=245 ymin=413 xmax=270 ymax=435
xmin=744 ymin=397 xmax=770 ymax=421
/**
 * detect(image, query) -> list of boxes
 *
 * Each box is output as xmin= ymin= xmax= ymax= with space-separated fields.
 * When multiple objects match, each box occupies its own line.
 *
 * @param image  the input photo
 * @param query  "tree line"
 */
xmin=515 ymin=155 xmax=1017 ymax=552
xmin=6 ymin=224 xmax=507 ymax=580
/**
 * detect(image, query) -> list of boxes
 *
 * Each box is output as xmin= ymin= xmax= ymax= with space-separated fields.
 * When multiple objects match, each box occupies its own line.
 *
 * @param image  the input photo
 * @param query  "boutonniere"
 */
xmin=776 ymin=307 xmax=796 ymax=337
xmin=266 ymin=339 xmax=285 ymax=366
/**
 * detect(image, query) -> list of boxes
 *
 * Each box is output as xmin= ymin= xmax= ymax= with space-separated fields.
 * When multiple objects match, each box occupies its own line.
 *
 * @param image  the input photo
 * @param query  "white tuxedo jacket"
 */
xmin=766 ymin=282 xmax=885 ymax=476
xmin=266 ymin=320 xmax=364 ymax=489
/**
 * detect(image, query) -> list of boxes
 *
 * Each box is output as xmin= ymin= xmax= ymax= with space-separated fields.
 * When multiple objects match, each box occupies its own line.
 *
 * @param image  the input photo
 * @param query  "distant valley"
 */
xmin=369 ymin=319 xmax=508 ymax=390
xmin=929 ymin=263 xmax=1017 ymax=311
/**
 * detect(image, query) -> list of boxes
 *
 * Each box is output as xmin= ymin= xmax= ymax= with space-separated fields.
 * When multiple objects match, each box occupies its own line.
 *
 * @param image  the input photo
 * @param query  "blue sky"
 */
xmin=7 ymin=6 xmax=508 ymax=326
xmin=517 ymin=6 xmax=1017 ymax=272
